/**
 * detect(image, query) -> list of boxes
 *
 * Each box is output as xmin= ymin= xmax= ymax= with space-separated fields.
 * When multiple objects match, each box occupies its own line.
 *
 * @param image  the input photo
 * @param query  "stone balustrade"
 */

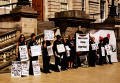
xmin=0 ymin=29 xmax=20 ymax=49
xmin=0 ymin=28 xmax=58 ymax=64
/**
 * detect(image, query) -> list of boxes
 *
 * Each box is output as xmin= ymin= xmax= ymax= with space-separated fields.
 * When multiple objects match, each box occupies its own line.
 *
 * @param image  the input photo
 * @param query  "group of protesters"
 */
xmin=15 ymin=31 xmax=114 ymax=74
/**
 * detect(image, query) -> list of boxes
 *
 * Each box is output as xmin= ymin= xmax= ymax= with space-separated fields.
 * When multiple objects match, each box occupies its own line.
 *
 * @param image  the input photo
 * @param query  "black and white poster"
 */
xmin=31 ymin=45 xmax=42 ymax=56
xmin=11 ymin=61 xmax=21 ymax=77
xmin=44 ymin=30 xmax=54 ymax=40
xmin=76 ymin=33 xmax=89 ymax=52
xmin=47 ymin=46 xmax=54 ymax=56
xmin=32 ymin=60 xmax=41 ymax=76
xmin=105 ymin=44 xmax=112 ymax=55
xmin=21 ymin=61 xmax=29 ymax=76
xmin=57 ymin=44 xmax=65 ymax=53
xmin=19 ymin=45 xmax=29 ymax=61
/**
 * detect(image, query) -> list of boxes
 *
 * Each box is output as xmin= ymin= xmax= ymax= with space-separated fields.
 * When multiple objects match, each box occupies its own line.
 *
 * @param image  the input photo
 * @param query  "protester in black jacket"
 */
xmin=42 ymin=40 xmax=51 ymax=73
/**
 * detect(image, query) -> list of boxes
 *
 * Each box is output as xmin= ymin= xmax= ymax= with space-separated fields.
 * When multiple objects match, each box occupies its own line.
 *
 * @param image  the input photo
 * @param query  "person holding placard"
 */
xmin=28 ymin=33 xmax=39 ymax=75
xmin=98 ymin=37 xmax=104 ymax=65
xmin=53 ymin=35 xmax=64 ymax=72
xmin=61 ymin=38 xmax=69 ymax=70
xmin=88 ymin=37 xmax=97 ymax=67
xmin=103 ymin=34 xmax=112 ymax=64
xmin=42 ymin=40 xmax=52 ymax=73
xmin=66 ymin=35 xmax=75 ymax=68
xmin=16 ymin=34 xmax=26 ymax=61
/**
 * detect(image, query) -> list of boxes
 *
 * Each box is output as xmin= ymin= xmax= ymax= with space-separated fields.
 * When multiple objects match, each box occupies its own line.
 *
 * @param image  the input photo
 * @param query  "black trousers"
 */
xmin=43 ymin=55 xmax=51 ymax=73
xmin=29 ymin=56 xmax=38 ymax=75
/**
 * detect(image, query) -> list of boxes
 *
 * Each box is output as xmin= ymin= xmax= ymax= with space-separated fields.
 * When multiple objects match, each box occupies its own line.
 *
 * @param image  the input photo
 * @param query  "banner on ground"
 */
xmin=47 ymin=46 xmax=54 ymax=56
xmin=76 ymin=33 xmax=89 ymax=52
xmin=57 ymin=44 xmax=65 ymax=53
xmin=11 ymin=61 xmax=21 ymax=77
xmin=19 ymin=45 xmax=29 ymax=61
xmin=32 ymin=60 xmax=41 ymax=76
xmin=31 ymin=45 xmax=42 ymax=56
xmin=44 ymin=30 xmax=54 ymax=40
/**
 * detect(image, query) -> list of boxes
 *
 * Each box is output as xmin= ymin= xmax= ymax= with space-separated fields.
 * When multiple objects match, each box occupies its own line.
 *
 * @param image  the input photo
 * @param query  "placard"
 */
xmin=47 ymin=46 xmax=54 ymax=56
xmin=32 ymin=60 xmax=41 ymax=76
xmin=65 ymin=46 xmax=71 ymax=51
xmin=91 ymin=44 xmax=98 ymax=50
xmin=21 ymin=61 xmax=29 ymax=76
xmin=11 ymin=61 xmax=21 ymax=77
xmin=105 ymin=44 xmax=112 ymax=55
xmin=57 ymin=44 xmax=65 ymax=53
xmin=101 ymin=47 xmax=105 ymax=56
xmin=19 ymin=45 xmax=29 ymax=61
xmin=31 ymin=45 xmax=42 ymax=56
xmin=44 ymin=30 xmax=54 ymax=40
xmin=76 ymin=33 xmax=89 ymax=52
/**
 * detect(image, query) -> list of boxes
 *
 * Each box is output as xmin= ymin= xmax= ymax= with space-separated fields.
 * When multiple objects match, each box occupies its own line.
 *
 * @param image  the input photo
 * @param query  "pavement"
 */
xmin=0 ymin=62 xmax=120 ymax=83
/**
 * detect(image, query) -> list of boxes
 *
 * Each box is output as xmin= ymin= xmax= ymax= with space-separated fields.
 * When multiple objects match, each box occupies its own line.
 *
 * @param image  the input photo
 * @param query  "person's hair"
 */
xmin=31 ymin=33 xmax=36 ymax=38
xmin=18 ymin=34 xmax=25 ymax=43
xmin=56 ymin=35 xmax=61 ymax=40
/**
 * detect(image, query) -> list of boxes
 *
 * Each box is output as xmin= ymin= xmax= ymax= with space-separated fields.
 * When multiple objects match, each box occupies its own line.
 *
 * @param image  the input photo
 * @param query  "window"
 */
xmin=60 ymin=0 xmax=68 ymax=11
xmin=0 ymin=0 xmax=11 ymax=8
xmin=61 ymin=3 xmax=68 ymax=11
xmin=82 ymin=0 xmax=85 ymax=11
xmin=100 ymin=1 xmax=105 ymax=19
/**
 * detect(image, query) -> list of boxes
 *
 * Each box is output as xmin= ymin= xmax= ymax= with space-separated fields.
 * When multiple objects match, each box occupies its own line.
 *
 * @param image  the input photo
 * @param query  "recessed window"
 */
xmin=61 ymin=3 xmax=68 ymax=11
xmin=100 ymin=1 xmax=105 ymax=19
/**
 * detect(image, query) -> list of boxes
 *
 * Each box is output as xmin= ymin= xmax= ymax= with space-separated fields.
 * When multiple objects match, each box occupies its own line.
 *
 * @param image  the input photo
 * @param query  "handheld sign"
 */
xmin=32 ymin=60 xmax=41 ymax=76
xmin=105 ymin=44 xmax=112 ymax=55
xmin=57 ymin=44 xmax=65 ymax=53
xmin=101 ymin=47 xmax=105 ymax=56
xmin=91 ymin=44 xmax=98 ymax=50
xmin=65 ymin=46 xmax=71 ymax=51
xmin=21 ymin=61 xmax=29 ymax=76
xmin=31 ymin=45 xmax=42 ymax=56
xmin=19 ymin=45 xmax=29 ymax=61
xmin=47 ymin=46 xmax=54 ymax=56
xmin=44 ymin=30 xmax=54 ymax=40
xmin=76 ymin=33 xmax=89 ymax=52
xmin=11 ymin=61 xmax=21 ymax=77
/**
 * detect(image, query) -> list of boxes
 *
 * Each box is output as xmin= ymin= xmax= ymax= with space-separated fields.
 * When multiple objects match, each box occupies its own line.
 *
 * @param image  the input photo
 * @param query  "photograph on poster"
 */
xmin=19 ymin=45 xmax=29 ymax=61
xmin=44 ymin=30 xmax=54 ymax=40
xmin=32 ymin=60 xmax=41 ymax=76
xmin=89 ymin=30 xmax=118 ymax=62
xmin=31 ymin=45 xmax=42 ymax=56
xmin=11 ymin=61 xmax=21 ymax=77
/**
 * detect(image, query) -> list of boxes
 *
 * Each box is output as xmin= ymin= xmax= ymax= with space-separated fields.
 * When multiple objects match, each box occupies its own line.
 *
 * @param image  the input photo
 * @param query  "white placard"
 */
xmin=19 ymin=45 xmax=29 ymax=61
xmin=47 ymin=46 xmax=54 ymax=56
xmin=32 ymin=60 xmax=41 ymax=76
xmin=11 ymin=61 xmax=21 ymax=77
xmin=105 ymin=44 xmax=112 ymax=55
xmin=57 ymin=44 xmax=65 ymax=53
xmin=66 ymin=50 xmax=70 ymax=57
xmin=65 ymin=46 xmax=71 ymax=51
xmin=101 ymin=47 xmax=105 ymax=56
xmin=44 ymin=30 xmax=54 ymax=40
xmin=21 ymin=61 xmax=29 ymax=76
xmin=76 ymin=33 xmax=89 ymax=52
xmin=91 ymin=44 xmax=98 ymax=50
xmin=31 ymin=45 xmax=42 ymax=56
